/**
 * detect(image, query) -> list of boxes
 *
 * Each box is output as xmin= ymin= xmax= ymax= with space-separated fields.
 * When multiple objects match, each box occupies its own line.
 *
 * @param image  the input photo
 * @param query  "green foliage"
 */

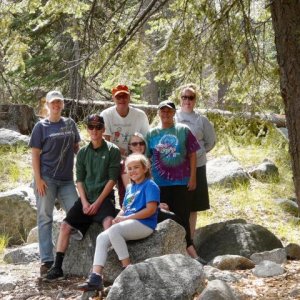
xmin=0 ymin=0 xmax=282 ymax=111
xmin=0 ymin=145 xmax=32 ymax=192
xmin=0 ymin=234 xmax=10 ymax=254
xmin=197 ymin=113 xmax=298 ymax=244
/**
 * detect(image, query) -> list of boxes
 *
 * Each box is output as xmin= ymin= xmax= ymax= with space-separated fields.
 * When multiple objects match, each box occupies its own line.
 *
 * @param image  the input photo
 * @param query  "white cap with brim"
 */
xmin=46 ymin=91 xmax=64 ymax=102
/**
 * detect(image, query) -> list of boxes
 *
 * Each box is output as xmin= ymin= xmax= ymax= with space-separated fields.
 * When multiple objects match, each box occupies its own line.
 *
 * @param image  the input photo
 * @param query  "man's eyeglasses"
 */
xmin=181 ymin=95 xmax=195 ymax=101
xmin=87 ymin=124 xmax=104 ymax=130
xmin=130 ymin=141 xmax=146 ymax=147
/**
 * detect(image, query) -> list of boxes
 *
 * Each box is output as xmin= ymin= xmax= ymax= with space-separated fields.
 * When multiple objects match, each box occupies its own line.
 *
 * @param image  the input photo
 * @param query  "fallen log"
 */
xmin=64 ymin=99 xmax=286 ymax=128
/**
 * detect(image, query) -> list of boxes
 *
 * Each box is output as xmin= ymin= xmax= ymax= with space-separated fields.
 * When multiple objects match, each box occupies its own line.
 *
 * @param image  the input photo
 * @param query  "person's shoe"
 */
xmin=195 ymin=256 xmax=207 ymax=265
xmin=77 ymin=273 xmax=103 ymax=291
xmin=40 ymin=261 xmax=53 ymax=277
xmin=44 ymin=266 xmax=64 ymax=281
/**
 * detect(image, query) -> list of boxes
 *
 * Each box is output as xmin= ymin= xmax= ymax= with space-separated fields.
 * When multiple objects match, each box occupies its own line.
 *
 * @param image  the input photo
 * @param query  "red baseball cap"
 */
xmin=112 ymin=85 xmax=130 ymax=97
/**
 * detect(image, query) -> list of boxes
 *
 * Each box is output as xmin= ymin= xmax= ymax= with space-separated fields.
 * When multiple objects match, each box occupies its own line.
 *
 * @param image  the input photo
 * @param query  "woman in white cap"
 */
xmin=29 ymin=90 xmax=80 ymax=277
xmin=175 ymin=84 xmax=216 ymax=238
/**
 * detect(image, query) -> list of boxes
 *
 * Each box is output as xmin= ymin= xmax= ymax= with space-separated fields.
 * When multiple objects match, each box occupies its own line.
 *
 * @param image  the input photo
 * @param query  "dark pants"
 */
xmin=64 ymin=196 xmax=116 ymax=237
xmin=159 ymin=185 xmax=193 ymax=247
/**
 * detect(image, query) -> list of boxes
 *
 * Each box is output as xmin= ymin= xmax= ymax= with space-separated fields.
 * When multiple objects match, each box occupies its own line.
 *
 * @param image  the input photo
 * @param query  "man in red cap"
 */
xmin=100 ymin=84 xmax=149 ymax=157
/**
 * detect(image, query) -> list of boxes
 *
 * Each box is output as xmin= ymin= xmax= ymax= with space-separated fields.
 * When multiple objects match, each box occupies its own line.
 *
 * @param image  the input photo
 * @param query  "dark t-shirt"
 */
xmin=29 ymin=117 xmax=81 ymax=181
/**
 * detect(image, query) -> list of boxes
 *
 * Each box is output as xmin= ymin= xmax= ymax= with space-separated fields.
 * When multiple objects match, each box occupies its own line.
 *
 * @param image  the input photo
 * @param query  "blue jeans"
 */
xmin=34 ymin=176 xmax=77 ymax=263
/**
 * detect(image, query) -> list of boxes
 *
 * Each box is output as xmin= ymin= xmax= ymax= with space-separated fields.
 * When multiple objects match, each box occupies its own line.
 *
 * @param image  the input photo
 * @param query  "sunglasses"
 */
xmin=87 ymin=124 xmax=104 ymax=130
xmin=181 ymin=95 xmax=195 ymax=101
xmin=130 ymin=141 xmax=146 ymax=147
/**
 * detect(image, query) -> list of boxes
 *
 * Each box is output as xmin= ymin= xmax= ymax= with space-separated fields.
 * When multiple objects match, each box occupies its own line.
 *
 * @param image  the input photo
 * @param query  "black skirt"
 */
xmin=190 ymin=165 xmax=210 ymax=211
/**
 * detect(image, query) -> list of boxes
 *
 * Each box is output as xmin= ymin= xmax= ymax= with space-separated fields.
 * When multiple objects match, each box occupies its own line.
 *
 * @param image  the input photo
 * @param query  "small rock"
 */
xmin=204 ymin=266 xmax=243 ymax=283
xmin=274 ymin=198 xmax=299 ymax=216
xmin=210 ymin=254 xmax=255 ymax=270
xmin=0 ymin=276 xmax=18 ymax=291
xmin=248 ymin=159 xmax=279 ymax=181
xmin=285 ymin=243 xmax=300 ymax=260
xmin=3 ymin=243 xmax=39 ymax=264
xmin=197 ymin=279 xmax=238 ymax=300
xmin=250 ymin=248 xmax=287 ymax=265
xmin=252 ymin=260 xmax=285 ymax=277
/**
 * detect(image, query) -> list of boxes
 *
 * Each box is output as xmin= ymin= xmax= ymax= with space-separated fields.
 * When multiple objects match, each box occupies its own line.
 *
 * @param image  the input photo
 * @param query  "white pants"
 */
xmin=93 ymin=219 xmax=153 ymax=267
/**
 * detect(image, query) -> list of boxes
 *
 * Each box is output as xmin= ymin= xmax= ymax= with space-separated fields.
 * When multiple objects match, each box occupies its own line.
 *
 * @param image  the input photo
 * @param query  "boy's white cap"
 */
xmin=46 ymin=91 xmax=64 ymax=102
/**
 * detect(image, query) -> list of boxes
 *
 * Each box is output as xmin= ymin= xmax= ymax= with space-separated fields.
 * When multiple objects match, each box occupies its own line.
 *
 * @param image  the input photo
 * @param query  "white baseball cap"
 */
xmin=46 ymin=90 xmax=64 ymax=102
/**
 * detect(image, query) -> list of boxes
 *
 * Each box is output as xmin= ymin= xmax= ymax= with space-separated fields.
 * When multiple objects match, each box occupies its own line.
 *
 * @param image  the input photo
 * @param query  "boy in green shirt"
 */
xmin=45 ymin=114 xmax=121 ymax=281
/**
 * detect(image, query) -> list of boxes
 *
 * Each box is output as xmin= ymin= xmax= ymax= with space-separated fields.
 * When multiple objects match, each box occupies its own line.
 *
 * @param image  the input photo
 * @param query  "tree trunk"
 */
xmin=270 ymin=1 xmax=300 ymax=211
xmin=142 ymin=71 xmax=159 ymax=105
xmin=69 ymin=39 xmax=82 ymax=100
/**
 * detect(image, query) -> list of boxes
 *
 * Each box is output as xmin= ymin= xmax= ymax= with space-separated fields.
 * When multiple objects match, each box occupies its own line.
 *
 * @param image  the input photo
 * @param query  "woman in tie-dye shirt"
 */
xmin=146 ymin=100 xmax=206 ymax=264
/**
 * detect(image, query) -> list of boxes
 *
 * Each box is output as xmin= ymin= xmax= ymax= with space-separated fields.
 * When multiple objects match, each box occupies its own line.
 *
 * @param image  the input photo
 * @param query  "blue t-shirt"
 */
xmin=146 ymin=124 xmax=200 ymax=186
xmin=123 ymin=178 xmax=160 ymax=230
xmin=29 ymin=117 xmax=81 ymax=181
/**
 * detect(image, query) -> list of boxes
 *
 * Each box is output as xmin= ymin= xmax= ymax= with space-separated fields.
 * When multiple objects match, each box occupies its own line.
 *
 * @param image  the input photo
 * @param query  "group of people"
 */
xmin=29 ymin=84 xmax=216 ymax=291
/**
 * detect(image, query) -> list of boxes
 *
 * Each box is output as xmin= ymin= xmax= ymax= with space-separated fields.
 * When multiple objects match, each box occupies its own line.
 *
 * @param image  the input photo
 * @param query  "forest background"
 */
xmin=0 ymin=0 xmax=300 ymax=212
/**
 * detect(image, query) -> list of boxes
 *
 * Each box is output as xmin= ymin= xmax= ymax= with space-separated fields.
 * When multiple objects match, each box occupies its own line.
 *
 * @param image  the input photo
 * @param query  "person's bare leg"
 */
xmin=186 ymin=244 xmax=198 ymax=258
xmin=189 ymin=211 xmax=197 ymax=239
xmin=56 ymin=222 xmax=72 ymax=252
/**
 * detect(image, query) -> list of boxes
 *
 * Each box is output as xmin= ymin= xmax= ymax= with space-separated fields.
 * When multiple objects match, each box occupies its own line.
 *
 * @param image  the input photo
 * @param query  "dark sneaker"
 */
xmin=40 ymin=261 xmax=53 ymax=277
xmin=195 ymin=256 xmax=207 ymax=265
xmin=44 ymin=266 xmax=64 ymax=281
xmin=77 ymin=273 xmax=103 ymax=291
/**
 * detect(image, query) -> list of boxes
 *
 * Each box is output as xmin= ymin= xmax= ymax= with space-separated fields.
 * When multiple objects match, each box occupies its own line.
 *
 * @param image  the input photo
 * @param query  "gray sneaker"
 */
xmin=44 ymin=266 xmax=64 ymax=281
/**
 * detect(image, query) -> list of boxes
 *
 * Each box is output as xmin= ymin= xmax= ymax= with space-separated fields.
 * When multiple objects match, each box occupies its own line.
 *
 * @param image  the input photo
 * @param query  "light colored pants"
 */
xmin=34 ymin=176 xmax=77 ymax=263
xmin=93 ymin=219 xmax=153 ymax=267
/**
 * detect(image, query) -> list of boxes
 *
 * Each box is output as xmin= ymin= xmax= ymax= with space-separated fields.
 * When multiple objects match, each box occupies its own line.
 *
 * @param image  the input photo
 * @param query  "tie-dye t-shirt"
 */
xmin=146 ymin=124 xmax=200 ymax=186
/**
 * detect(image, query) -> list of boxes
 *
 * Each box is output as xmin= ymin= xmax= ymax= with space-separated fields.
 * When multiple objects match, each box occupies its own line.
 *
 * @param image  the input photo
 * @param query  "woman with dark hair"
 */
xmin=117 ymin=132 xmax=147 ymax=206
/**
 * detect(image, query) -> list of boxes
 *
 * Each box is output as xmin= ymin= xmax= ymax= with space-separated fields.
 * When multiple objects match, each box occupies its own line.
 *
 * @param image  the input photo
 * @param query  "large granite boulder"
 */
xmin=0 ymin=104 xmax=37 ymax=134
xmin=194 ymin=219 xmax=283 ymax=262
xmin=63 ymin=219 xmax=187 ymax=283
xmin=206 ymin=156 xmax=249 ymax=186
xmin=106 ymin=254 xmax=205 ymax=300
xmin=0 ymin=128 xmax=30 ymax=146
xmin=0 ymin=186 xmax=36 ymax=245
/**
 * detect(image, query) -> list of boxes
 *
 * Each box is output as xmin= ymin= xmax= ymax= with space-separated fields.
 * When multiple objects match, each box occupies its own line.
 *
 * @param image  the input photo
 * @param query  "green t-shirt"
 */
xmin=76 ymin=140 xmax=121 ymax=203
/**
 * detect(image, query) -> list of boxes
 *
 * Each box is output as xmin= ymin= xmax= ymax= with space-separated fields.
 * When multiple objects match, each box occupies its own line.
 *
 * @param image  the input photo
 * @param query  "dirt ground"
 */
xmin=1 ymin=259 xmax=300 ymax=299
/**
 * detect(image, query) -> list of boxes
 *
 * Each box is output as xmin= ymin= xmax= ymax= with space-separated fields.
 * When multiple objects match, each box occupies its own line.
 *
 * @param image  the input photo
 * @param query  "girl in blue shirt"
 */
xmin=78 ymin=153 xmax=160 ymax=291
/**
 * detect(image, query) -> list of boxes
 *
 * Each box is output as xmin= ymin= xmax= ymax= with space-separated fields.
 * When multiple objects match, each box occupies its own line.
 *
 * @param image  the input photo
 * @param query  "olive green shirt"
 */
xmin=76 ymin=140 xmax=121 ymax=203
